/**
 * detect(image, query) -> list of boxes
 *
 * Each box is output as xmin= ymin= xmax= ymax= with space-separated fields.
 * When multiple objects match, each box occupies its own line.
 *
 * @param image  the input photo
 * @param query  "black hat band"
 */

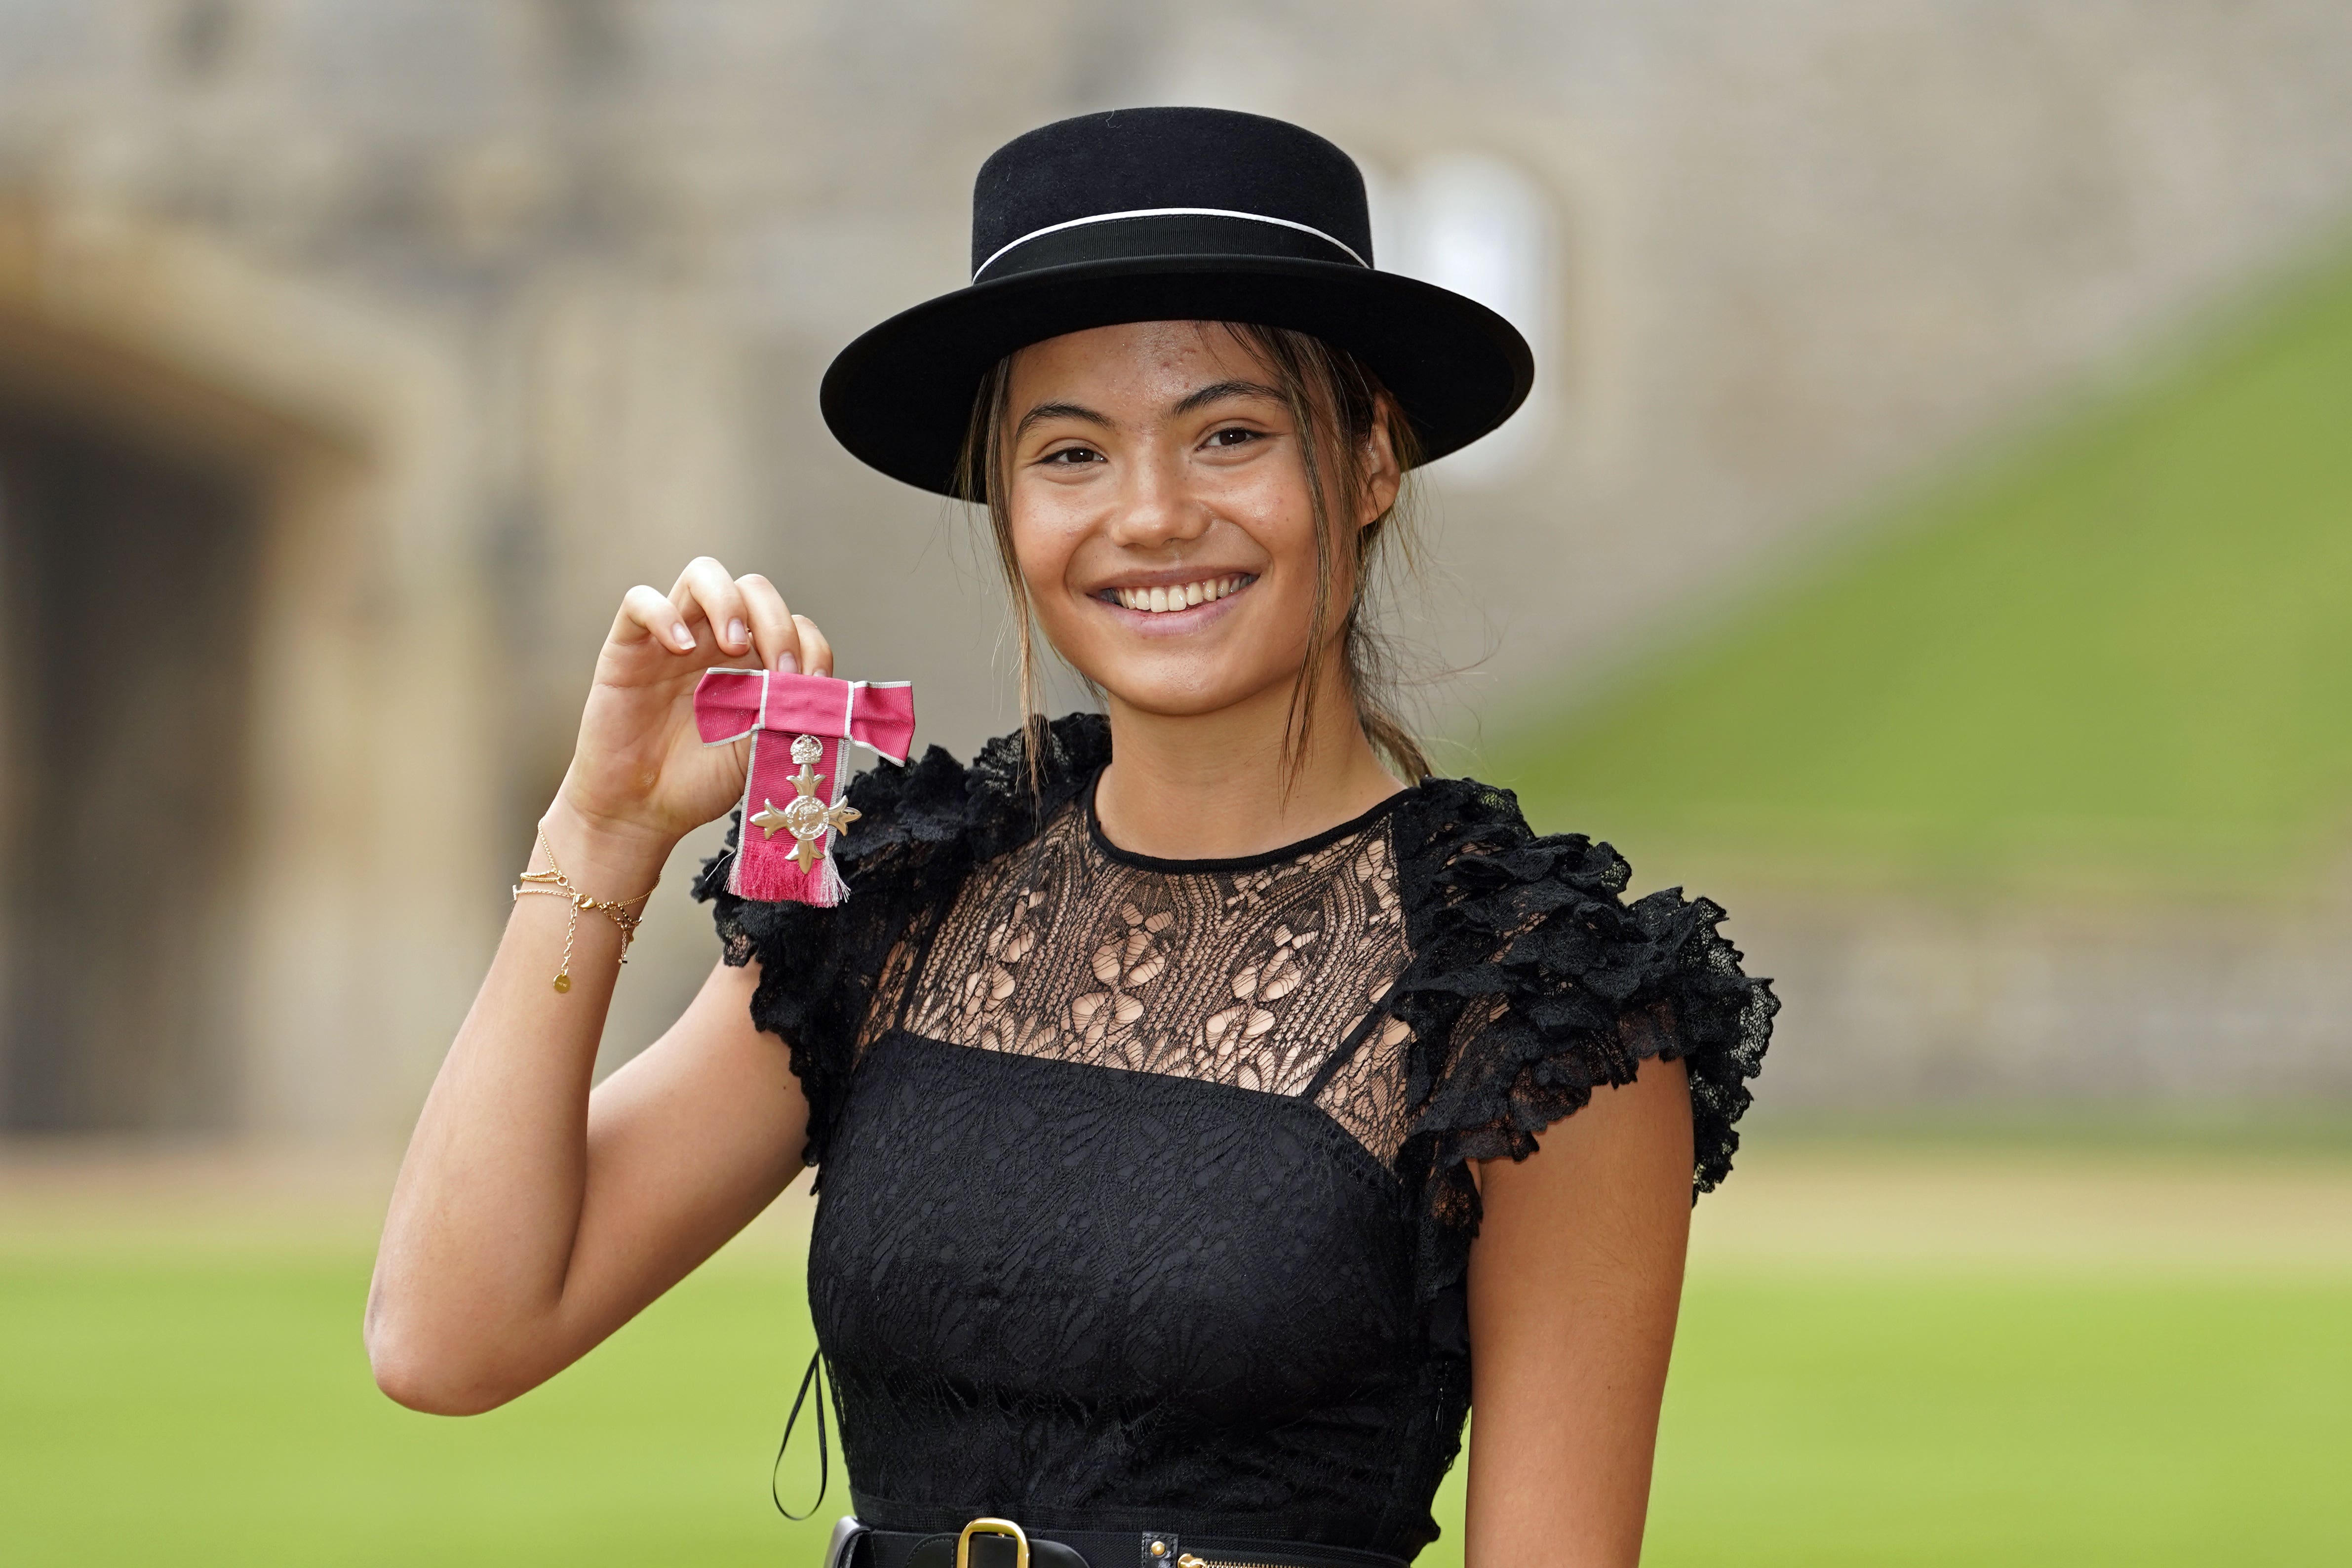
xmin=973 ymin=207 xmax=1369 ymax=284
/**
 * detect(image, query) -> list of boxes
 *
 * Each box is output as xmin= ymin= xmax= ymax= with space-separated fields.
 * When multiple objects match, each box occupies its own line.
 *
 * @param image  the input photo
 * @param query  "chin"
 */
xmin=1089 ymin=663 xmax=1296 ymax=720
xmin=1107 ymin=691 xmax=1249 ymax=720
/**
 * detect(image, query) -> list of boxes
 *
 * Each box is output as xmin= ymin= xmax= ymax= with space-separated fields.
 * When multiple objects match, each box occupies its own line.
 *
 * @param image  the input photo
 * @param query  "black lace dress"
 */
xmin=696 ymin=714 xmax=1774 ymax=1559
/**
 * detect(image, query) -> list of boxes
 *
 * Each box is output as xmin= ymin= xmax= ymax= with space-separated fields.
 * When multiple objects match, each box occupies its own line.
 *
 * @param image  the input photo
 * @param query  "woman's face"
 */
xmin=1003 ymin=321 xmax=1398 ymax=721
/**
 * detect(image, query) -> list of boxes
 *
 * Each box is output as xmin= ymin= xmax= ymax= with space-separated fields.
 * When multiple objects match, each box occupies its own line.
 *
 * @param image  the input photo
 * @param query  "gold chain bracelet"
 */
xmin=512 ymin=827 xmax=658 ymax=993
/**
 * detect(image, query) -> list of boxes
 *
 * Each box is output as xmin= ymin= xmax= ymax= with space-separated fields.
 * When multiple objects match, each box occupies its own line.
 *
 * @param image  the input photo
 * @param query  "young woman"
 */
xmin=368 ymin=108 xmax=1773 ymax=1568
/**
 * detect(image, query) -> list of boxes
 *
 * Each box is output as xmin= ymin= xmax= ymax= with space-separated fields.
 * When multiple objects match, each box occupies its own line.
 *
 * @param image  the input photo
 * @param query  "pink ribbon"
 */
xmin=693 ymin=670 xmax=916 ymax=905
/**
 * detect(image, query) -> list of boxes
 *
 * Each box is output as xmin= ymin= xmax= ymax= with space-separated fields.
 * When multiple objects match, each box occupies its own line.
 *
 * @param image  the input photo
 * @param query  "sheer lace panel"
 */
xmin=897 ymin=792 xmax=1417 ymax=1164
xmin=855 ymin=931 xmax=923 ymax=1060
xmin=1313 ymin=1010 xmax=1415 ymax=1166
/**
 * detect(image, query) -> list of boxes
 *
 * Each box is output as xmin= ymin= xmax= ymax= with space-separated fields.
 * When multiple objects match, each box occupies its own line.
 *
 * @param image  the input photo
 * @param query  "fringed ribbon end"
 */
xmin=809 ymin=852 xmax=851 ymax=907
xmin=728 ymin=847 xmax=849 ymax=905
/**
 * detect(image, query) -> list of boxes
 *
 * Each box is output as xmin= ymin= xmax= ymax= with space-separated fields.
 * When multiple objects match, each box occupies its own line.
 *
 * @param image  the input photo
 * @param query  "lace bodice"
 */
xmin=881 ymin=787 xmax=1419 ymax=1164
xmin=698 ymin=715 xmax=1774 ymax=1555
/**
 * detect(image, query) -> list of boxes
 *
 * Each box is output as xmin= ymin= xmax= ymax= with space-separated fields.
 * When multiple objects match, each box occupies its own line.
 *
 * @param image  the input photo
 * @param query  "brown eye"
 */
xmin=1044 ymin=445 xmax=1103 ymax=465
xmin=1206 ymin=427 xmax=1261 ymax=449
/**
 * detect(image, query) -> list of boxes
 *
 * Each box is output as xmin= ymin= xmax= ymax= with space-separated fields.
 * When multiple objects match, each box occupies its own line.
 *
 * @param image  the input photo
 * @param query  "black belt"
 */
xmin=828 ymin=1517 xmax=1411 ymax=1568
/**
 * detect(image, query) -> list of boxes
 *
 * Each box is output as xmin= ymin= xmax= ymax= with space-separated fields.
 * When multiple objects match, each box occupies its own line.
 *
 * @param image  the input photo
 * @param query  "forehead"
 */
xmin=1006 ymin=320 xmax=1278 ymax=411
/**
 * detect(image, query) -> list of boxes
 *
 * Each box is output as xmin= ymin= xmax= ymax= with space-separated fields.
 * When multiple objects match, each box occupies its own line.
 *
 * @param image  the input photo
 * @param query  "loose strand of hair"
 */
xmin=1228 ymin=323 xmax=1431 ymax=786
xmin=1237 ymin=325 xmax=1338 ymax=805
xmin=958 ymin=358 xmax=1050 ymax=798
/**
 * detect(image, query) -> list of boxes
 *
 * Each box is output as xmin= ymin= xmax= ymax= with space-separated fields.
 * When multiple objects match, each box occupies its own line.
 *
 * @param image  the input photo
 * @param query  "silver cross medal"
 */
xmin=750 ymin=733 xmax=862 ymax=872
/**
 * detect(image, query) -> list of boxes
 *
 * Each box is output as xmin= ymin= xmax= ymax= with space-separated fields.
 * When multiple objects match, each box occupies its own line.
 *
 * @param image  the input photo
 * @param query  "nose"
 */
xmin=1104 ymin=441 xmax=1210 ymax=550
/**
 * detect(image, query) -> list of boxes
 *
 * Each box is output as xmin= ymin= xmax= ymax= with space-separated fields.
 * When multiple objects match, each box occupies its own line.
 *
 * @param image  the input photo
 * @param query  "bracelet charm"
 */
xmin=513 ymin=828 xmax=656 ymax=992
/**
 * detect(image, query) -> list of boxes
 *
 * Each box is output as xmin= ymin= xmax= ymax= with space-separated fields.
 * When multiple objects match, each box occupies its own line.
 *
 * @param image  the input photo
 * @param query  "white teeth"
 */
xmin=1114 ymin=576 xmax=1248 ymax=613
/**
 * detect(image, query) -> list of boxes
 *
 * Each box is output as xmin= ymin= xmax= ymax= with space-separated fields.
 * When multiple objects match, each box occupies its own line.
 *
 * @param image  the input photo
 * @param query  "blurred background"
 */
xmin=2 ymin=1 xmax=2349 ymax=1563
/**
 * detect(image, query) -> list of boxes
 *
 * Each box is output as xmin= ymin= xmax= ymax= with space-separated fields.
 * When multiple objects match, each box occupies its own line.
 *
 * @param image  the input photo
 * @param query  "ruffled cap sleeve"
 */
xmin=1391 ymin=780 xmax=1775 ymax=1265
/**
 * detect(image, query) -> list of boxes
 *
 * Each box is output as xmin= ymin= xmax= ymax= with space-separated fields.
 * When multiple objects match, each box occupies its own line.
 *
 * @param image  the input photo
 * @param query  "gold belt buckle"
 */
xmin=956 ymin=1518 xmax=1030 ymax=1568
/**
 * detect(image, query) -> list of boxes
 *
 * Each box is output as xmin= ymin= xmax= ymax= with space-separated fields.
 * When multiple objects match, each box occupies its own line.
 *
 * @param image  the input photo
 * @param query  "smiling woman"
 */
xmin=368 ymin=108 xmax=1775 ymax=1568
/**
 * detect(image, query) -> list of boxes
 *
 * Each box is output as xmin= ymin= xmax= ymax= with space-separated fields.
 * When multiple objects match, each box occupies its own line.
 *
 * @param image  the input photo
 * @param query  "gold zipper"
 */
xmin=1177 ymin=1557 xmax=1294 ymax=1568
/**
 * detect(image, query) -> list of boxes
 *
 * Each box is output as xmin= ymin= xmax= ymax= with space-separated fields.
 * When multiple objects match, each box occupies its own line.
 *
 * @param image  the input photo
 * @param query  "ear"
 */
xmin=1358 ymin=403 xmax=1404 ymax=529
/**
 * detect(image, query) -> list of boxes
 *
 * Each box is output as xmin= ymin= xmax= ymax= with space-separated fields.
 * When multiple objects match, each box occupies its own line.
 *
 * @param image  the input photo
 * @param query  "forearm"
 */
xmin=366 ymin=799 xmax=673 ymax=1411
xmin=1462 ymin=1262 xmax=1683 ymax=1566
xmin=1462 ymin=1060 xmax=1694 ymax=1568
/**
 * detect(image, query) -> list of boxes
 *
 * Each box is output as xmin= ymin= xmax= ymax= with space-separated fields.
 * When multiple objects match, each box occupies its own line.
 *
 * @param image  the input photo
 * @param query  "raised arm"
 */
xmin=1462 ymin=1056 xmax=1695 ymax=1568
xmin=366 ymin=558 xmax=832 ymax=1415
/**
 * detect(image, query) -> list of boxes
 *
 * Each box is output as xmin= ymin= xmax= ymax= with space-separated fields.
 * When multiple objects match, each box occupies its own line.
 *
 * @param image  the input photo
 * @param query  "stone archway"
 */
xmin=0 ymin=398 xmax=266 ymax=1129
xmin=0 ymin=205 xmax=495 ymax=1135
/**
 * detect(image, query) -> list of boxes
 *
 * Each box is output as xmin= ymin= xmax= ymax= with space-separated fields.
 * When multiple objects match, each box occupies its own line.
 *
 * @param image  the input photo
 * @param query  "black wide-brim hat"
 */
xmin=821 ymin=107 xmax=1536 ymax=496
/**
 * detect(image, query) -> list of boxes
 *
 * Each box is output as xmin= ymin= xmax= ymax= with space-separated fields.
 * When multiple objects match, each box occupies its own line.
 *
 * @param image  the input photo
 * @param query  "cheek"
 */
xmin=1005 ymin=495 xmax=1077 ymax=598
xmin=1241 ymin=493 xmax=1325 ymax=609
xmin=1006 ymin=502 xmax=1104 ymax=657
xmin=1214 ymin=459 xmax=1317 ymax=564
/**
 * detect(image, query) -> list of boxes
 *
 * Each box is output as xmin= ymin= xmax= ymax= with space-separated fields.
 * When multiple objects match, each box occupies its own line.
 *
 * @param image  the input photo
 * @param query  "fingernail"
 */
xmin=726 ymin=618 xmax=746 ymax=650
xmin=775 ymin=650 xmax=797 ymax=674
xmin=672 ymin=623 xmax=695 ymax=650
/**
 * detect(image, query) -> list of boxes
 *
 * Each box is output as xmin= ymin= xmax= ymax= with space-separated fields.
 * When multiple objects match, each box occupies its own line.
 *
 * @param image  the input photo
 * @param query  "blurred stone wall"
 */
xmin=2 ymin=0 xmax=2350 ymax=1131
xmin=1736 ymin=891 xmax=2352 ymax=1111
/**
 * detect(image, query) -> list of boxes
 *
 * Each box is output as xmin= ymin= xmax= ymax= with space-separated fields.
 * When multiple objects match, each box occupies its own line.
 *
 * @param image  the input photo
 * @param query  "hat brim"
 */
xmin=819 ymin=254 xmax=1535 ymax=496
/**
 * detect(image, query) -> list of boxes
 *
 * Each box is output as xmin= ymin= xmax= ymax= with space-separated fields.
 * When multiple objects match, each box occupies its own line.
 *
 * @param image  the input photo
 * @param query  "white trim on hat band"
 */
xmin=971 ymin=206 xmax=1370 ymax=281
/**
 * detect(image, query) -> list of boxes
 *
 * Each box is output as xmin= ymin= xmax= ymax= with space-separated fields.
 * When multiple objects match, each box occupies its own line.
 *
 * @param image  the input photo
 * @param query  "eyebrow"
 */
xmin=1014 ymin=400 xmax=1111 ymax=439
xmin=1172 ymin=378 xmax=1286 ymax=416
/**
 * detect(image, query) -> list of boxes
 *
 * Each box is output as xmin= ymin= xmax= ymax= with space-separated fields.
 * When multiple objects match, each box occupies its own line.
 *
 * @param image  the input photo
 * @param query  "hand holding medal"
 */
xmin=523 ymin=556 xmax=905 ymax=994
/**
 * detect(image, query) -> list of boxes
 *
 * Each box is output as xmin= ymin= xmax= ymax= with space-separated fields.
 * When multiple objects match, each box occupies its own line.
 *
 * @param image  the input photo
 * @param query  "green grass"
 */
xmin=3 ymin=1238 xmax=2346 ymax=1565
xmin=0 ymin=1244 xmax=831 ymax=1566
xmin=1489 ymin=237 xmax=2352 ymax=898
xmin=1652 ymin=1276 xmax=2352 ymax=1565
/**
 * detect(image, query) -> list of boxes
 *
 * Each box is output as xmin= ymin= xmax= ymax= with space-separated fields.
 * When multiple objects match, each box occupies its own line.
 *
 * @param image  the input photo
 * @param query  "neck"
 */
xmin=1091 ymin=662 xmax=1407 ymax=861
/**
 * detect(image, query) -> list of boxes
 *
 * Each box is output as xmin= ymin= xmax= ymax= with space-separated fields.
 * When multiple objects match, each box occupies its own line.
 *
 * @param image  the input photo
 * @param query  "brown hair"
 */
xmin=954 ymin=321 xmax=1431 ymax=789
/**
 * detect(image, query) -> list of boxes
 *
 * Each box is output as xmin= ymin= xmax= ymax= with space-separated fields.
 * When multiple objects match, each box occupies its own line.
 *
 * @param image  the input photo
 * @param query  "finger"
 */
xmin=619 ymin=584 xmax=699 ymax=655
xmin=792 ymin=614 xmax=834 ymax=679
xmin=668 ymin=556 xmax=752 ymax=658
xmin=736 ymin=573 xmax=803 ymax=674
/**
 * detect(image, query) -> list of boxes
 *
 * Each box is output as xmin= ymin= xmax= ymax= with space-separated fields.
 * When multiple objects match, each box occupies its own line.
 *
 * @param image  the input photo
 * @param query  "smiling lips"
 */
xmin=1108 ymin=574 xmax=1253 ymax=614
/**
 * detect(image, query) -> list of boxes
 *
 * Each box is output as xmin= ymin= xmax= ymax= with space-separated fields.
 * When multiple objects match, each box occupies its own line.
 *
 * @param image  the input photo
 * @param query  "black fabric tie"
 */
xmin=773 ymin=1348 xmax=834 ymax=1521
